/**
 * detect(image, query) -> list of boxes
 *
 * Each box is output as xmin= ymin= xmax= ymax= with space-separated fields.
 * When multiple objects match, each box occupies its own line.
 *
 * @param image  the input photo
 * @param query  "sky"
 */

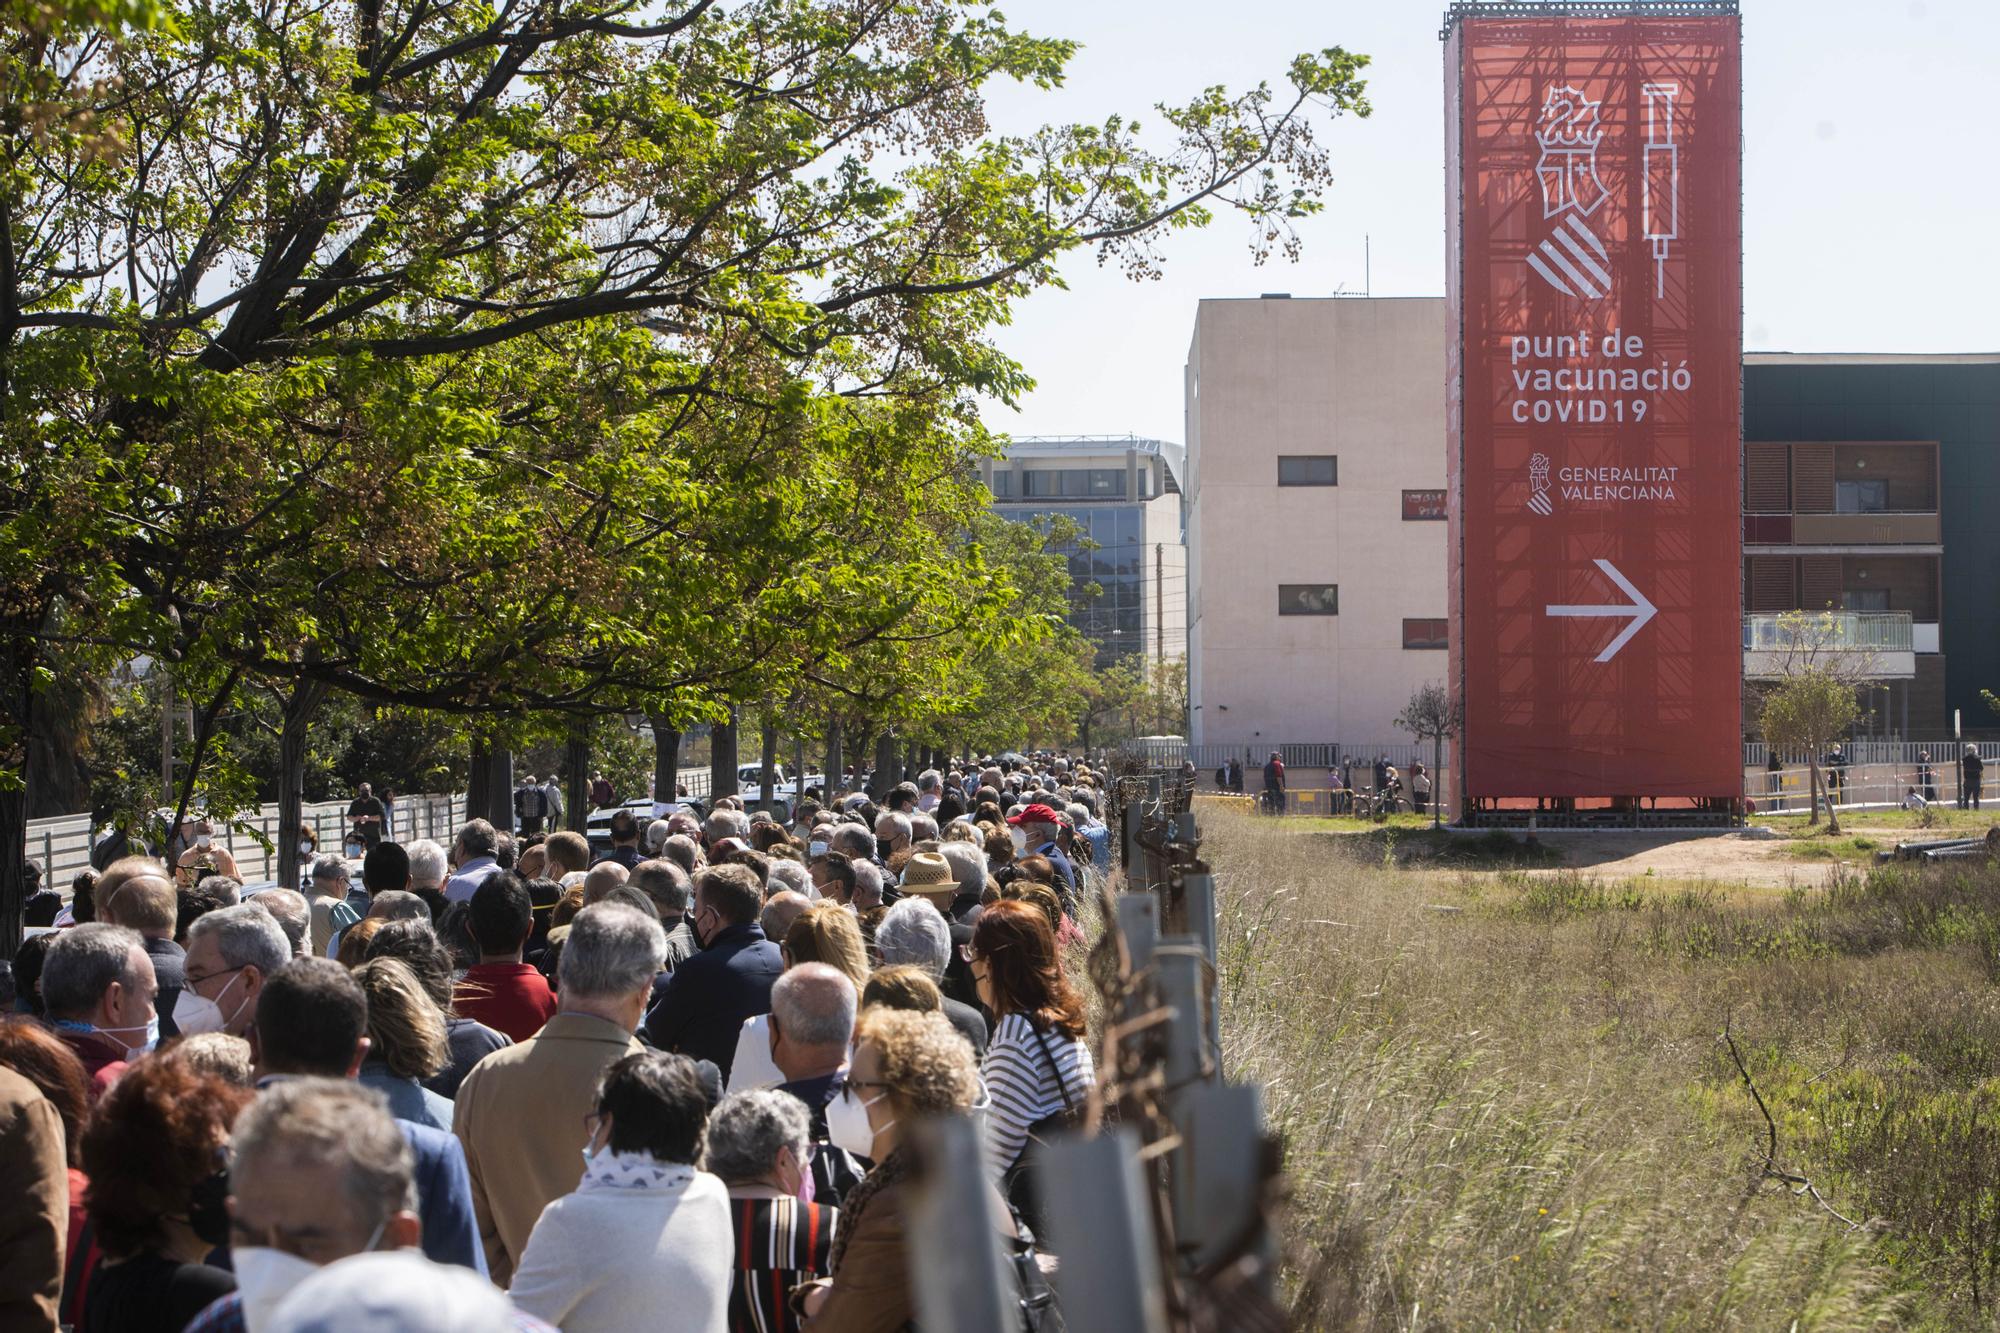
xmin=971 ymin=0 xmax=2000 ymax=445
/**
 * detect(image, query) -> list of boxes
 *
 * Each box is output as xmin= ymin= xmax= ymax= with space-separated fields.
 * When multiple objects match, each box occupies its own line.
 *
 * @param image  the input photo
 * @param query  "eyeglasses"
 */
xmin=838 ymin=1079 xmax=892 ymax=1104
xmin=185 ymin=963 xmax=248 ymax=992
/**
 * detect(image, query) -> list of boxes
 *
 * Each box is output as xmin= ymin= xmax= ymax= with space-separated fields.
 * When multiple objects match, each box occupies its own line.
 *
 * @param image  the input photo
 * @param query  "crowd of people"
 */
xmin=3 ymin=754 xmax=1119 ymax=1332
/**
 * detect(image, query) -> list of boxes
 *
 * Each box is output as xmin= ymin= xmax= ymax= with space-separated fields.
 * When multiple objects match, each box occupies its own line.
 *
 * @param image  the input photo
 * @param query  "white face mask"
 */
xmin=91 ymin=1016 xmax=159 ymax=1057
xmin=809 ymin=840 xmax=828 ymax=858
xmin=826 ymin=1090 xmax=880 ymax=1160
xmin=297 ymin=840 xmax=313 ymax=855
xmin=195 ymin=833 xmax=212 ymax=849
xmin=234 ymin=1247 xmax=321 ymax=1333
xmin=235 ymin=1217 xmax=387 ymax=1333
xmin=174 ymin=970 xmax=249 ymax=1037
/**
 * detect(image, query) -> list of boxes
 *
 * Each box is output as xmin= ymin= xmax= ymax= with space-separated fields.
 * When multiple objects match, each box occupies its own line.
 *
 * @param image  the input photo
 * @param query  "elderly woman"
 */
xmin=510 ymin=1051 xmax=732 ymax=1333
xmin=708 ymin=1089 xmax=840 ymax=1333
xmin=79 ymin=1054 xmax=253 ymax=1332
xmin=968 ymin=899 xmax=1095 ymax=1239
xmin=798 ymin=1008 xmax=1007 ymax=1331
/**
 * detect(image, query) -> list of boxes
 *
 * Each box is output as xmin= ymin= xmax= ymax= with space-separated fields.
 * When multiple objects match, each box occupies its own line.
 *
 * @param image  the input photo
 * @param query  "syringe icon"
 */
xmin=1642 ymin=83 xmax=1679 ymax=298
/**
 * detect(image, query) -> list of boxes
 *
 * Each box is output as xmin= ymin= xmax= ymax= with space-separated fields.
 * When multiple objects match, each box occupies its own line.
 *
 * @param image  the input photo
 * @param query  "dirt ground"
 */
xmin=1519 ymin=827 xmax=1933 ymax=888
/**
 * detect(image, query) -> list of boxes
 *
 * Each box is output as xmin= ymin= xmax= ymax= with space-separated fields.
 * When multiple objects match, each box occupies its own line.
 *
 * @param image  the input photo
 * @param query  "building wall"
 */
xmin=1185 ymin=297 xmax=1449 ymax=749
xmin=1744 ymin=356 xmax=2000 ymax=735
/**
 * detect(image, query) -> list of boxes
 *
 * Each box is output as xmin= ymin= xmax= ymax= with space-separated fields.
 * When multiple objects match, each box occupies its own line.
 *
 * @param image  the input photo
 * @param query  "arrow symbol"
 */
xmin=1546 ymin=558 xmax=1658 ymax=663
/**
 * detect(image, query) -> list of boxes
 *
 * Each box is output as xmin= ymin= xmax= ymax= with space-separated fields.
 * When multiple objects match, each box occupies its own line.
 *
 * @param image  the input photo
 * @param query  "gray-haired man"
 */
xmin=451 ymin=902 xmax=665 ymax=1285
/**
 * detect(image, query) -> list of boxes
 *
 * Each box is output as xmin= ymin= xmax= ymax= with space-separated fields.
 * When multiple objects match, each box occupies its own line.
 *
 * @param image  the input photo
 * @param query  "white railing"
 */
xmin=1742 ymin=611 xmax=1913 ymax=653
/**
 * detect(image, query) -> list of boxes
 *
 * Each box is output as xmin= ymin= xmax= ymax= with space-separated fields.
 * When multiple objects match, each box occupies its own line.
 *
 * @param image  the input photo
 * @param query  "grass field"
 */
xmin=1208 ymin=803 xmax=2000 ymax=1330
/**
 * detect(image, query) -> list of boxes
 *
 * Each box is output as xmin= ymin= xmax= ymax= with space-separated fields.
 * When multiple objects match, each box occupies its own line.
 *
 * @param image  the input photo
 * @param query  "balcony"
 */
xmin=1744 ymin=512 xmax=1941 ymax=547
xmin=1743 ymin=612 xmax=1915 ymax=680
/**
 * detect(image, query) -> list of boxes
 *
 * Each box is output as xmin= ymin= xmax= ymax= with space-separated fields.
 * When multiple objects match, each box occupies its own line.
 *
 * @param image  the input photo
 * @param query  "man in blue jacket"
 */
xmin=250 ymin=959 xmax=486 ymax=1275
xmin=643 ymin=863 xmax=783 ymax=1082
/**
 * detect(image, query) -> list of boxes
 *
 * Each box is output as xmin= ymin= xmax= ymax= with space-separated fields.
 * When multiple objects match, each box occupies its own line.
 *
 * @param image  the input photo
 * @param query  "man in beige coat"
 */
xmin=451 ymin=901 xmax=665 ymax=1286
xmin=0 ymin=1067 xmax=67 ymax=1332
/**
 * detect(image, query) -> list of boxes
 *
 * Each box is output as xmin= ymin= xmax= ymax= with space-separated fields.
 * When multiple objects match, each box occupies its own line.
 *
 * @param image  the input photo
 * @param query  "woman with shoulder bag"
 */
xmin=966 ymin=899 xmax=1095 ymax=1243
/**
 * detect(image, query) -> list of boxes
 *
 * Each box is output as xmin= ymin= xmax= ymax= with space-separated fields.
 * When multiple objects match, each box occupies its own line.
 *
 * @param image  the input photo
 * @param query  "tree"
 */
xmin=2 ymin=0 xmax=1374 ymax=948
xmin=1756 ymin=611 xmax=1876 ymax=833
xmin=1395 ymin=682 xmax=1460 ymax=829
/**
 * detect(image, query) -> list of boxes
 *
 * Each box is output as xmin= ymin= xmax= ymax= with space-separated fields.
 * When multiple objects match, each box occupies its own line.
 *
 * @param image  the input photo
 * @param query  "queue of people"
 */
xmin=3 ymin=752 xmax=1112 ymax=1332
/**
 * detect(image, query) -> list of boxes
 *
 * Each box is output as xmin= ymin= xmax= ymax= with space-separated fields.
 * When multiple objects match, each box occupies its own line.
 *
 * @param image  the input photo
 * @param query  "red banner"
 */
xmin=1445 ymin=9 xmax=1742 ymax=802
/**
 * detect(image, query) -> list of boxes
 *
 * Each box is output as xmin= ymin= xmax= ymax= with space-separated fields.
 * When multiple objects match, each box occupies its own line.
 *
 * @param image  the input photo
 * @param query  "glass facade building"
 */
xmin=983 ymin=436 xmax=1184 ymax=667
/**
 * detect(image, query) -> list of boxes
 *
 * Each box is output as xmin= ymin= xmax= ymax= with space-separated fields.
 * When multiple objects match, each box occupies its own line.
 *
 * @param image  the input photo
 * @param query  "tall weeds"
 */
xmin=1209 ymin=805 xmax=2000 ymax=1329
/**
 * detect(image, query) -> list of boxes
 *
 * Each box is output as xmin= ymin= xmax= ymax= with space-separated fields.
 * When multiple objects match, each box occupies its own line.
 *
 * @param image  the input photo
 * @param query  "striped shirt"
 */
xmin=726 ymin=1196 xmax=837 ymax=1333
xmin=982 ymin=1012 xmax=1095 ymax=1176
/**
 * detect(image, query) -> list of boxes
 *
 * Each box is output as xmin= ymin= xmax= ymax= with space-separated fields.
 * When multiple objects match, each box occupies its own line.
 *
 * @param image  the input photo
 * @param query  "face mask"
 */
xmin=808 ymin=841 xmax=828 ymax=859
xmin=345 ymin=842 xmax=365 ymax=859
xmin=174 ymin=970 xmax=249 ymax=1037
xmin=235 ymin=1218 xmax=386 ymax=1333
xmin=1011 ymin=828 xmax=1028 ymax=853
xmin=788 ymin=1146 xmax=816 ymax=1205
xmin=85 ymin=1016 xmax=158 ymax=1057
xmin=297 ymin=840 xmax=313 ymax=855
xmin=186 ymin=1168 xmax=231 ymax=1247
xmin=235 ymin=1248 xmax=321 ymax=1333
xmin=195 ymin=833 xmax=212 ymax=849
xmin=826 ymin=1092 xmax=880 ymax=1160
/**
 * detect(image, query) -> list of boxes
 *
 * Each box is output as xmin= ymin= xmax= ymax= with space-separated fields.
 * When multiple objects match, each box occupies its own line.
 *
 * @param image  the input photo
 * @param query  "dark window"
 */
xmin=1402 ymin=618 xmax=1449 ymax=649
xmin=1842 ymin=589 xmax=1889 ymax=612
xmin=1278 ymin=584 xmax=1338 ymax=616
xmin=989 ymin=471 xmax=1015 ymax=498
xmin=1277 ymin=455 xmax=1338 ymax=487
xmin=1402 ymin=489 xmax=1446 ymax=520
xmin=1835 ymin=479 xmax=1887 ymax=514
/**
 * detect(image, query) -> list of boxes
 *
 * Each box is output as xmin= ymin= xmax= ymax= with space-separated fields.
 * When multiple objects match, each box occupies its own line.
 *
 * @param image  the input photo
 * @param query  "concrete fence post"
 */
xmin=905 ymin=1115 xmax=1016 ymax=1333
xmin=1042 ymin=1128 xmax=1170 ymax=1333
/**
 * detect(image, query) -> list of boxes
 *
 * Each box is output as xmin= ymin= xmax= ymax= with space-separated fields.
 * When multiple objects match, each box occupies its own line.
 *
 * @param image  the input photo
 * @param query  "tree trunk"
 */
xmin=872 ymin=732 xmax=899 ymax=797
xmin=1808 ymin=757 xmax=1824 ymax=829
xmin=651 ymin=717 xmax=681 ymax=809
xmin=759 ymin=713 xmax=777 ymax=811
xmin=711 ymin=706 xmax=739 ymax=802
xmin=276 ymin=680 xmax=330 ymax=890
xmin=1433 ymin=733 xmax=1445 ymax=830
xmin=564 ymin=721 xmax=589 ymax=831
xmin=467 ymin=739 xmax=489 ymax=822
xmin=0 ymin=781 xmax=25 ymax=961
xmin=824 ymin=717 xmax=844 ymax=801
xmin=565 ymin=752 xmax=588 ymax=832
xmin=485 ymin=748 xmax=515 ymax=831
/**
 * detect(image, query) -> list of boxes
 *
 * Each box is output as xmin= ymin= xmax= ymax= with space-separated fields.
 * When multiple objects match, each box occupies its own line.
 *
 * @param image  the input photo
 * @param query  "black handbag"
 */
xmin=1001 ymin=1022 xmax=1082 ymax=1243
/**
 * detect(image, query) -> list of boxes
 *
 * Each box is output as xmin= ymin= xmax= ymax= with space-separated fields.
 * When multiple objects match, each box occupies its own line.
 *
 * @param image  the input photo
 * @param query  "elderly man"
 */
xmin=443 ymin=820 xmax=503 ymax=903
xmin=659 ymin=833 xmax=702 ymax=879
xmin=764 ymin=962 xmax=867 ymax=1205
xmin=873 ymin=810 xmax=912 ymax=860
xmin=875 ymin=897 xmax=988 ymax=1055
xmin=828 ymin=821 xmax=878 ymax=868
xmin=1007 ymin=802 xmax=1077 ymax=903
xmin=306 ymin=854 xmax=361 ymax=956
xmin=174 ymin=817 xmax=243 ymax=885
xmin=849 ymin=859 xmax=885 ymax=913
xmin=644 ymin=818 xmax=673 ymax=858
xmin=183 ymin=903 xmax=292 ymax=1039
xmin=453 ymin=903 xmax=665 ymax=1285
xmin=702 ymin=807 xmax=750 ymax=850
xmin=643 ymin=865 xmax=782 ymax=1081
xmin=244 ymin=962 xmax=485 ymax=1279
xmin=248 ymin=888 xmax=312 ymax=959
xmin=183 ymin=1079 xmax=427 ymax=1333
xmin=97 ymin=860 xmax=186 ymax=1037
xmin=41 ymin=923 xmax=156 ymax=1094
xmin=758 ymin=890 xmax=812 ymax=948
xmin=629 ymin=860 xmax=697 ymax=971
xmin=405 ymin=839 xmax=449 ymax=897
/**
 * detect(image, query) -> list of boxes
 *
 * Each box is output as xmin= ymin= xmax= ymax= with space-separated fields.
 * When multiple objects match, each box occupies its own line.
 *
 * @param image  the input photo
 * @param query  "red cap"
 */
xmin=1007 ymin=803 xmax=1064 ymax=827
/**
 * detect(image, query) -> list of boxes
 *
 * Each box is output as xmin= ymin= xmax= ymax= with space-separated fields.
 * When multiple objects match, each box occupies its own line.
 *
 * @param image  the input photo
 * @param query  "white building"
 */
xmin=1184 ymin=296 xmax=1449 ymax=753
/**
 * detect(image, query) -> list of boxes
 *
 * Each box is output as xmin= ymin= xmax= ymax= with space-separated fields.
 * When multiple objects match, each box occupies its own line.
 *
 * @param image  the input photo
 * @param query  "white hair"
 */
xmin=188 ymin=903 xmax=292 ymax=977
xmin=875 ymin=899 xmax=950 ymax=979
xmin=645 ymin=819 xmax=673 ymax=854
xmin=404 ymin=839 xmax=448 ymax=889
xmin=557 ymin=903 xmax=667 ymax=1000
xmin=766 ymin=859 xmax=815 ymax=900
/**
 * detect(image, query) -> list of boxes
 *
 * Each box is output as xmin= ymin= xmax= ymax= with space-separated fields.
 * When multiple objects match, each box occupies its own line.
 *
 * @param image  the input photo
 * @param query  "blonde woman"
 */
xmin=351 ymin=956 xmax=453 ymax=1130
xmin=726 ymin=903 xmax=870 ymax=1093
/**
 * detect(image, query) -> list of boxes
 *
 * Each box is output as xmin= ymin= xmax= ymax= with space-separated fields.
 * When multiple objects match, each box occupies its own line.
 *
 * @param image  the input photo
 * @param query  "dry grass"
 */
xmin=1208 ymin=804 xmax=2000 ymax=1330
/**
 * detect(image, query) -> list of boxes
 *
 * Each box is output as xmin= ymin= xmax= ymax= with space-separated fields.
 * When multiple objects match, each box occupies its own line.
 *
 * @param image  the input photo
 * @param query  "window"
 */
xmin=1278 ymin=584 xmax=1338 ymax=616
xmin=1402 ymin=618 xmax=1449 ymax=650
xmin=1842 ymin=589 xmax=1889 ymax=612
xmin=1402 ymin=489 xmax=1447 ymax=520
xmin=989 ymin=470 xmax=1015 ymax=498
xmin=1277 ymin=455 xmax=1338 ymax=487
xmin=1835 ymin=479 xmax=1888 ymax=514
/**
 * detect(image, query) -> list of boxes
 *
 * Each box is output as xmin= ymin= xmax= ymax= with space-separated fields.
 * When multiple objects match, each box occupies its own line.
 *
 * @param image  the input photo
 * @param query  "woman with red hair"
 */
xmin=965 ymin=898 xmax=1095 ymax=1239
xmin=78 ymin=1054 xmax=251 ymax=1332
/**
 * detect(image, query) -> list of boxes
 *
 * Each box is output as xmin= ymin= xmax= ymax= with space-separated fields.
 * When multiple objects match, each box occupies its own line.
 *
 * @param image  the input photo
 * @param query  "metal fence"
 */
xmin=1748 ymin=762 xmax=1992 ymax=817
